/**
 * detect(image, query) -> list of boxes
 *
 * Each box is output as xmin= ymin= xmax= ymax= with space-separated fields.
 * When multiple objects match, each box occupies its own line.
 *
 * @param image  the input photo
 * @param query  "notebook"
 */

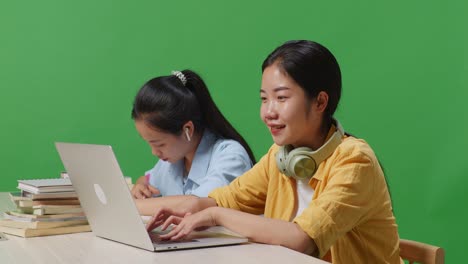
xmin=55 ymin=142 xmax=248 ymax=251
xmin=17 ymin=178 xmax=75 ymax=194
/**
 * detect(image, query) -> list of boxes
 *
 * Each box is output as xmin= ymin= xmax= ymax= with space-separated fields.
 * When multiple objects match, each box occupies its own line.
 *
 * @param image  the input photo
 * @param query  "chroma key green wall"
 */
xmin=0 ymin=1 xmax=466 ymax=262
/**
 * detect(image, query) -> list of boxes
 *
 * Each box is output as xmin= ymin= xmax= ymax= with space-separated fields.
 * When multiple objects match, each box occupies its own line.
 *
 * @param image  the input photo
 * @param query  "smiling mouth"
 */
xmin=270 ymin=125 xmax=285 ymax=130
xmin=269 ymin=125 xmax=286 ymax=135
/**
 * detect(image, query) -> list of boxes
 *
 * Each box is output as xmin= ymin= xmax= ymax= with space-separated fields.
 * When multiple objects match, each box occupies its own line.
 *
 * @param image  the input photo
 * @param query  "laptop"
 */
xmin=55 ymin=142 xmax=248 ymax=251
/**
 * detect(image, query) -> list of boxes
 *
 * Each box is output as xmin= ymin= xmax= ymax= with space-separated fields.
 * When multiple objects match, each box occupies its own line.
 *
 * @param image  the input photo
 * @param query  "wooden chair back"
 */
xmin=400 ymin=239 xmax=444 ymax=264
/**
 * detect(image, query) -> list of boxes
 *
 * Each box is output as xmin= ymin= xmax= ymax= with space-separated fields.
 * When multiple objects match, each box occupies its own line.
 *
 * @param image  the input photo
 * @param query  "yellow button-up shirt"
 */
xmin=209 ymin=132 xmax=400 ymax=263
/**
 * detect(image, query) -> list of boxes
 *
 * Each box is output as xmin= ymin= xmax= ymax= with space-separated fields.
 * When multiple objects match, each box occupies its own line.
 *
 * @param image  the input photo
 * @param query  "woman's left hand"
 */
xmin=159 ymin=207 xmax=217 ymax=240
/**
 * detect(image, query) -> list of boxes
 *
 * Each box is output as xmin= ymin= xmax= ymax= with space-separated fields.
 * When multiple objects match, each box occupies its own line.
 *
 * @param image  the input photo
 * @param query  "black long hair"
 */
xmin=131 ymin=69 xmax=256 ymax=163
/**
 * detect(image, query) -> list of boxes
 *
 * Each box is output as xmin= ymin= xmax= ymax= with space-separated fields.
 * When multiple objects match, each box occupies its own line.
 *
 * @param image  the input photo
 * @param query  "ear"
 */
xmin=182 ymin=121 xmax=195 ymax=142
xmin=184 ymin=128 xmax=191 ymax=142
xmin=314 ymin=91 xmax=329 ymax=113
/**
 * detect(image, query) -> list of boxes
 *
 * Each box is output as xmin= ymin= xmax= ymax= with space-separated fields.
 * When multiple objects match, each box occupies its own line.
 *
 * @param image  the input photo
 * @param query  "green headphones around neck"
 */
xmin=275 ymin=119 xmax=344 ymax=180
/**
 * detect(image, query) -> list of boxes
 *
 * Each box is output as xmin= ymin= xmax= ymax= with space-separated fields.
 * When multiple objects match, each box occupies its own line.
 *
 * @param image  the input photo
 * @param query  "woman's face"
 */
xmin=135 ymin=120 xmax=190 ymax=163
xmin=260 ymin=63 xmax=323 ymax=148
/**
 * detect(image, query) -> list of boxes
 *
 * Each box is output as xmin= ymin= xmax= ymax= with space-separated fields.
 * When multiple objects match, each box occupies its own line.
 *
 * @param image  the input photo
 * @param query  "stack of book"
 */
xmin=0 ymin=178 xmax=91 ymax=237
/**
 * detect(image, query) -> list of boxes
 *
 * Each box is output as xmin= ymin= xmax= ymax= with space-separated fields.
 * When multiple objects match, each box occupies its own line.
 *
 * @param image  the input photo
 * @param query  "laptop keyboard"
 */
xmin=149 ymin=232 xmax=197 ymax=244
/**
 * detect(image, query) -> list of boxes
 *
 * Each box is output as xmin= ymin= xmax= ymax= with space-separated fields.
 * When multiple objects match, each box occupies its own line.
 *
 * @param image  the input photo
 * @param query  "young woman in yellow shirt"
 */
xmin=145 ymin=40 xmax=400 ymax=263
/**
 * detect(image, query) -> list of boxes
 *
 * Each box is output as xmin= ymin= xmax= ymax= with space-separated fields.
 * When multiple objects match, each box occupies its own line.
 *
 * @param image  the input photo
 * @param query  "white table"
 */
xmin=0 ymin=193 xmax=327 ymax=264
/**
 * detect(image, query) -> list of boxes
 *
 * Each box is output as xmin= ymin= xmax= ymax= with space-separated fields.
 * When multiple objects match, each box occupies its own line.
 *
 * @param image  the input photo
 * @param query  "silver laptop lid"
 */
xmin=55 ymin=142 xmax=154 ymax=251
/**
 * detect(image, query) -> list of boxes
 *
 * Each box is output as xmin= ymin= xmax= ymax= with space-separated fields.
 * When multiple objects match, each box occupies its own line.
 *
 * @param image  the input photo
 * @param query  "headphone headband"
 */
xmin=275 ymin=119 xmax=344 ymax=180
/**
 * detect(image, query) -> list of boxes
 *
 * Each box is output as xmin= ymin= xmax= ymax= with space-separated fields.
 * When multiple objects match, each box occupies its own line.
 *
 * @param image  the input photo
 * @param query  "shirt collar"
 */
xmin=186 ymin=130 xmax=217 ymax=185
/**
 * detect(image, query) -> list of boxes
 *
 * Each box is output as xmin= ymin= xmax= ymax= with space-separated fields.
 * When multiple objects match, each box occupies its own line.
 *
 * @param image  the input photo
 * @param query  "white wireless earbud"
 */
xmin=184 ymin=127 xmax=191 ymax=142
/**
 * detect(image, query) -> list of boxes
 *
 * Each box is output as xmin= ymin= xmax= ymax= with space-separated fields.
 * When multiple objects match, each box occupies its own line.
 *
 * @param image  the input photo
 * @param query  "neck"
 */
xmin=311 ymin=125 xmax=330 ymax=150
xmin=293 ymin=118 xmax=331 ymax=150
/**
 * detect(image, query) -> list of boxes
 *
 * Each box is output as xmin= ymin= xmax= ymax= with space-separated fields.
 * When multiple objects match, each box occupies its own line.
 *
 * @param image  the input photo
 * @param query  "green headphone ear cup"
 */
xmin=276 ymin=145 xmax=293 ymax=176
xmin=277 ymin=145 xmax=317 ymax=178
xmin=275 ymin=119 xmax=345 ymax=180
xmin=288 ymin=154 xmax=317 ymax=180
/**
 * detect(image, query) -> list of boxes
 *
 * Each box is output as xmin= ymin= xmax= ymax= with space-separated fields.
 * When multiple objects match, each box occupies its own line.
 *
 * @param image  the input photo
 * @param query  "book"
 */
xmin=0 ymin=224 xmax=91 ymax=238
xmin=0 ymin=219 xmax=88 ymax=229
xmin=15 ymin=206 xmax=33 ymax=214
xmin=3 ymin=212 xmax=87 ymax=222
xmin=7 ymin=211 xmax=85 ymax=220
xmin=17 ymin=178 xmax=74 ymax=194
xmin=15 ymin=205 xmax=83 ymax=215
xmin=30 ymin=205 xmax=83 ymax=215
xmin=16 ymin=199 xmax=80 ymax=208
xmin=10 ymin=191 xmax=78 ymax=201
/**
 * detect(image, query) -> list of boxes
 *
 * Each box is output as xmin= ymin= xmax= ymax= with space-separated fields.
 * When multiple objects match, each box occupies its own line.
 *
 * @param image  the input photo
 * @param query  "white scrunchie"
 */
xmin=171 ymin=70 xmax=187 ymax=86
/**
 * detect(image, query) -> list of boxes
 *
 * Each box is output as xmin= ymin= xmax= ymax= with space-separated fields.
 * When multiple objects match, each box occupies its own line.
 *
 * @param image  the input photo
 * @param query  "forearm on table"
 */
xmin=135 ymin=195 xmax=197 ymax=216
xmin=193 ymin=197 xmax=218 ymax=212
xmin=211 ymin=207 xmax=317 ymax=255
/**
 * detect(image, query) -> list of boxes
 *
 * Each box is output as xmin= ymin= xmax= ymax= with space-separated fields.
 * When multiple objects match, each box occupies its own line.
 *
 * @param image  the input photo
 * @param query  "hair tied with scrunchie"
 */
xmin=171 ymin=70 xmax=187 ymax=86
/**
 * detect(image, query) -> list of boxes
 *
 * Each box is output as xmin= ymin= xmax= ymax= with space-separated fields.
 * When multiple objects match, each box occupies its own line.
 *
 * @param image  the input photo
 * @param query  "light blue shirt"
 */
xmin=145 ymin=130 xmax=253 ymax=197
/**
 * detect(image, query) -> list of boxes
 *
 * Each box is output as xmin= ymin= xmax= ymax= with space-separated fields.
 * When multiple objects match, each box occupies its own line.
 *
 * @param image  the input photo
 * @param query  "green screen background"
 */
xmin=1 ymin=1 xmax=466 ymax=261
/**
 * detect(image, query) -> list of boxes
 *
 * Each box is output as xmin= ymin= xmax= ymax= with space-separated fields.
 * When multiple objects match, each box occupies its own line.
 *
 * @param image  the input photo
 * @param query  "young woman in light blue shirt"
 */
xmin=131 ymin=70 xmax=255 ymax=215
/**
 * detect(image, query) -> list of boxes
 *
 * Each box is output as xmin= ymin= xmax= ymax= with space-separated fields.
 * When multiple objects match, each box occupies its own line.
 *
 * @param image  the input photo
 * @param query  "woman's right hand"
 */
xmin=145 ymin=197 xmax=216 ymax=231
xmin=131 ymin=183 xmax=160 ymax=199
xmin=146 ymin=199 xmax=199 ymax=231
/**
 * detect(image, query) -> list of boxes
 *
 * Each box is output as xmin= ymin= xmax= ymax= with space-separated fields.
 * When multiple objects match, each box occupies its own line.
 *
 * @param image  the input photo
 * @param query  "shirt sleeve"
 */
xmin=208 ymin=145 xmax=274 ymax=215
xmin=190 ymin=140 xmax=253 ymax=197
xmin=293 ymin=146 xmax=381 ymax=258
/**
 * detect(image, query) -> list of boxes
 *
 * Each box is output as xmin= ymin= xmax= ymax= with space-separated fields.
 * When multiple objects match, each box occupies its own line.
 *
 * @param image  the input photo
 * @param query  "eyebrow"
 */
xmin=260 ymin=86 xmax=290 ymax=93
xmin=140 ymin=135 xmax=162 ymax=143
